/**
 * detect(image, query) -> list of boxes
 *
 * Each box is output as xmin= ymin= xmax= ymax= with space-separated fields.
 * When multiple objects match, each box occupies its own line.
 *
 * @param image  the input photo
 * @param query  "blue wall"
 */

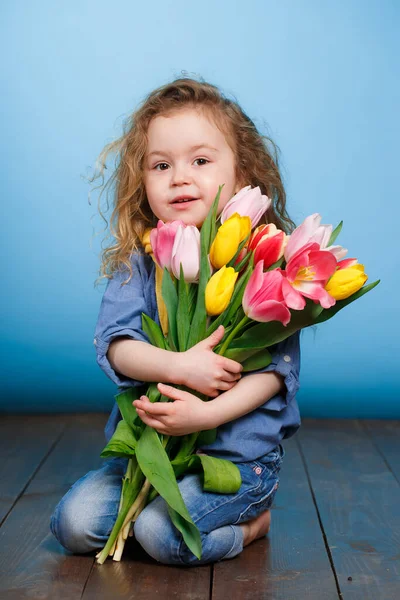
xmin=1 ymin=1 xmax=398 ymax=417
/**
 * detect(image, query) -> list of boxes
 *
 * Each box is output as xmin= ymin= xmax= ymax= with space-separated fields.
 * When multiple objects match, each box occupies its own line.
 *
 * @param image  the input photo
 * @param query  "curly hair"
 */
xmin=90 ymin=76 xmax=297 ymax=286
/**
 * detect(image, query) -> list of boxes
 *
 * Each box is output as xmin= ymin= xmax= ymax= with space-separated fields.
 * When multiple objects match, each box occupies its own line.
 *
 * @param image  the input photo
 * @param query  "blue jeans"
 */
xmin=50 ymin=444 xmax=285 ymax=565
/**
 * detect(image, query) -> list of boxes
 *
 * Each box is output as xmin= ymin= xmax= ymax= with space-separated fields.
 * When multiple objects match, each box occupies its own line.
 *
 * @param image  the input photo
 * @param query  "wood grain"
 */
xmin=298 ymin=418 xmax=400 ymax=600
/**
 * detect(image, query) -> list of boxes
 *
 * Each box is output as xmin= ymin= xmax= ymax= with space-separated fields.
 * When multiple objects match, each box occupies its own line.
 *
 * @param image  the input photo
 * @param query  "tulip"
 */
xmin=171 ymin=225 xmax=201 ymax=283
xmin=281 ymin=242 xmax=338 ymax=310
xmin=249 ymin=223 xmax=287 ymax=268
xmin=205 ymin=266 xmax=239 ymax=316
xmin=221 ymin=185 xmax=271 ymax=228
xmin=337 ymin=257 xmax=358 ymax=270
xmin=242 ymin=261 xmax=291 ymax=325
xmin=150 ymin=220 xmax=185 ymax=271
xmin=285 ymin=213 xmax=347 ymax=263
xmin=325 ymin=263 xmax=368 ymax=300
xmin=210 ymin=213 xmax=251 ymax=269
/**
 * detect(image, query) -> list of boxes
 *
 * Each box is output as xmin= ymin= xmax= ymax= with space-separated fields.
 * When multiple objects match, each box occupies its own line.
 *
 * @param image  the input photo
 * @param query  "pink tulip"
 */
xmin=281 ymin=242 xmax=337 ymax=310
xmin=285 ymin=213 xmax=347 ymax=263
xmin=337 ymin=257 xmax=358 ymax=270
xmin=221 ymin=185 xmax=271 ymax=228
xmin=242 ymin=261 xmax=291 ymax=325
xmin=150 ymin=220 xmax=185 ymax=271
xmin=249 ymin=223 xmax=287 ymax=268
xmin=171 ymin=225 xmax=201 ymax=283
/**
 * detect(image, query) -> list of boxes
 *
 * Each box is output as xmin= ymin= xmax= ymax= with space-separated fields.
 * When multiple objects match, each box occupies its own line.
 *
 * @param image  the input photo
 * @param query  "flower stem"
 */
xmin=218 ymin=315 xmax=250 ymax=355
xmin=96 ymin=457 xmax=144 ymax=565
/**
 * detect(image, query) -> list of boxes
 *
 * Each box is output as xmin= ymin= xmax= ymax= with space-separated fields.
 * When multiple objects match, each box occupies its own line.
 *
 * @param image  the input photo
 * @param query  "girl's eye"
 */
xmin=153 ymin=158 xmax=209 ymax=171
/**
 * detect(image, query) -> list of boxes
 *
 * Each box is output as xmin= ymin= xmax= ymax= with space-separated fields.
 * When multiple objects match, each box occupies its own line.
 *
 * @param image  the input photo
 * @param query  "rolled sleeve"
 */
xmin=250 ymin=330 xmax=301 ymax=412
xmin=93 ymin=254 xmax=152 ymax=388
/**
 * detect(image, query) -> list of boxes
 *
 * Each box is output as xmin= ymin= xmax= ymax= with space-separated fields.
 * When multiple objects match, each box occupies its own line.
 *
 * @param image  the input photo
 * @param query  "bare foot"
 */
xmin=240 ymin=510 xmax=271 ymax=547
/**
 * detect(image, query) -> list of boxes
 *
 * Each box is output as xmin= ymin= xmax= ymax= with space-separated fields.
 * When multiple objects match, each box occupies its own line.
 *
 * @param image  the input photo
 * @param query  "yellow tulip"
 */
xmin=205 ymin=266 xmax=239 ymax=316
xmin=210 ymin=213 xmax=251 ymax=269
xmin=325 ymin=264 xmax=368 ymax=300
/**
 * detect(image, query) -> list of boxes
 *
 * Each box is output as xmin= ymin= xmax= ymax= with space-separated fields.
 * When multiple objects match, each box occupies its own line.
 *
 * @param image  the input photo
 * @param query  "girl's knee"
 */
xmin=134 ymin=500 xmax=185 ymax=565
xmin=50 ymin=488 xmax=100 ymax=554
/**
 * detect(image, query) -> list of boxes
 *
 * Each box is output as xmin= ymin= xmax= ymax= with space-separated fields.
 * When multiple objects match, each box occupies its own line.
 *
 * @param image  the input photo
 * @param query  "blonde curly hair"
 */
xmin=90 ymin=76 xmax=296 ymax=286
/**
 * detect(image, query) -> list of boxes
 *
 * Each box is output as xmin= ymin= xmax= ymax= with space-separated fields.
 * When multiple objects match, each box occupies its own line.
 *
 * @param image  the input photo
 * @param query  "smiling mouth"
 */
xmin=172 ymin=198 xmax=199 ymax=204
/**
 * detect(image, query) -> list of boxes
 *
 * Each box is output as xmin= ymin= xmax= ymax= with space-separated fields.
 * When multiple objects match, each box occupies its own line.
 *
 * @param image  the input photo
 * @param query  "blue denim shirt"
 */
xmin=94 ymin=252 xmax=301 ymax=463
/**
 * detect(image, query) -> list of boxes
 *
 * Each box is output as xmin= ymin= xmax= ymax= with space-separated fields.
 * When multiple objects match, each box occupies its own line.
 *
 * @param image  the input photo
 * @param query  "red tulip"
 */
xmin=249 ymin=223 xmax=287 ymax=268
xmin=281 ymin=242 xmax=337 ymax=310
xmin=242 ymin=261 xmax=291 ymax=325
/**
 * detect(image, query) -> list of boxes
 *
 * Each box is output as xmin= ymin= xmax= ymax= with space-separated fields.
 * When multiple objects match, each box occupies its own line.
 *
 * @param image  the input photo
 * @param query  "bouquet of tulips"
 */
xmin=95 ymin=185 xmax=379 ymax=564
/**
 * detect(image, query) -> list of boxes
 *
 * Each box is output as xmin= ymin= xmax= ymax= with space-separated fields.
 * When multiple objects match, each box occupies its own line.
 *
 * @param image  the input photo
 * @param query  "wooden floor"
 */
xmin=0 ymin=415 xmax=399 ymax=600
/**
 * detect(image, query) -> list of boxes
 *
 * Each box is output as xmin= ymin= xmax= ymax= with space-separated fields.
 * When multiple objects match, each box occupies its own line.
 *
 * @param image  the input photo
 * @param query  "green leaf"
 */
xmin=171 ymin=453 xmax=242 ymax=494
xmin=209 ymin=185 xmax=222 ymax=248
xmin=234 ymin=250 xmax=251 ymax=273
xmin=177 ymin=264 xmax=190 ymax=351
xmin=225 ymin=299 xmax=325 ymax=349
xmin=187 ymin=188 xmax=223 ymax=348
xmin=313 ymin=280 xmax=380 ymax=324
xmin=100 ymin=420 xmax=138 ymax=458
xmin=147 ymin=382 xmax=162 ymax=403
xmin=194 ymin=454 xmax=242 ymax=493
xmin=328 ymin=221 xmax=343 ymax=246
xmin=188 ymin=283 xmax=197 ymax=323
xmin=161 ymin=268 xmax=178 ymax=351
xmin=196 ymin=428 xmax=218 ymax=447
xmin=135 ymin=426 xmax=202 ymax=559
xmin=241 ymin=348 xmax=273 ymax=371
xmin=142 ymin=313 xmax=166 ymax=349
xmin=172 ymin=432 xmax=199 ymax=462
xmin=115 ymin=387 xmax=145 ymax=428
xmin=226 ymin=233 xmax=251 ymax=269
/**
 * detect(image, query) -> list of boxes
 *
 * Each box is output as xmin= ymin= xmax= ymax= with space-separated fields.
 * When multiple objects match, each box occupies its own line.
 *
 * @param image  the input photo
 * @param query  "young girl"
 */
xmin=50 ymin=77 xmax=301 ymax=565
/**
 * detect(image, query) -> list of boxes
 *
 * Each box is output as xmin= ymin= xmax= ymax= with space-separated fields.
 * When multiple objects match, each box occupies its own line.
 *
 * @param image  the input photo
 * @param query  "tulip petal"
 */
xmin=294 ymin=280 xmax=336 ymax=308
xmin=281 ymin=277 xmax=306 ymax=310
xmin=248 ymin=299 xmax=291 ymax=325
xmin=253 ymin=230 xmax=286 ymax=268
xmin=323 ymin=245 xmax=348 ymax=260
xmin=285 ymin=214 xmax=321 ymax=261
xmin=337 ymin=258 xmax=358 ymax=270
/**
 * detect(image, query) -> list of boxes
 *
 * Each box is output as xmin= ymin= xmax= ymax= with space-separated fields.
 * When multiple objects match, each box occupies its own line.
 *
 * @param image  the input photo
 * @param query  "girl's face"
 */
xmin=143 ymin=108 xmax=241 ymax=227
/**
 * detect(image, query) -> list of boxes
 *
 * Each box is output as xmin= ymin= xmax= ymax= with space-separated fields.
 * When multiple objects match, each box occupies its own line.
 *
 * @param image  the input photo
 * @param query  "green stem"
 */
xmin=96 ymin=456 xmax=144 ymax=564
xmin=218 ymin=315 xmax=250 ymax=355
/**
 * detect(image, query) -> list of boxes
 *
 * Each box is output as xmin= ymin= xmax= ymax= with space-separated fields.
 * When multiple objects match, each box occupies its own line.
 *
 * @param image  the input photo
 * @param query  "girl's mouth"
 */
xmin=172 ymin=198 xmax=199 ymax=207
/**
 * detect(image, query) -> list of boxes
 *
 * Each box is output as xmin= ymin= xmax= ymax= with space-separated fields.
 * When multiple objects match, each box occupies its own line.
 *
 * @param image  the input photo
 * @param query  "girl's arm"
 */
xmin=133 ymin=332 xmax=301 ymax=436
xmin=205 ymin=371 xmax=285 ymax=427
xmin=94 ymin=254 xmax=241 ymax=396
xmin=107 ymin=326 xmax=242 ymax=398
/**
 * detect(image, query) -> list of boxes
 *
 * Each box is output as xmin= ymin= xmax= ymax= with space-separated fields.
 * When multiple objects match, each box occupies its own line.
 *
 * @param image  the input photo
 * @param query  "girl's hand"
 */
xmin=178 ymin=326 xmax=243 ymax=397
xmin=133 ymin=383 xmax=215 ymax=436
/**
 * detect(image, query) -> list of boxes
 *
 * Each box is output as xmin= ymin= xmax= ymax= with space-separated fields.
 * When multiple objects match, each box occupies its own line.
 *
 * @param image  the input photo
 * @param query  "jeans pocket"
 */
xmin=258 ymin=444 xmax=285 ymax=472
xmin=232 ymin=475 xmax=280 ymax=524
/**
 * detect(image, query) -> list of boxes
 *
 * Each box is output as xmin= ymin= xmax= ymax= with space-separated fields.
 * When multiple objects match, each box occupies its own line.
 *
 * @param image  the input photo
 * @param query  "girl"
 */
xmin=50 ymin=77 xmax=301 ymax=565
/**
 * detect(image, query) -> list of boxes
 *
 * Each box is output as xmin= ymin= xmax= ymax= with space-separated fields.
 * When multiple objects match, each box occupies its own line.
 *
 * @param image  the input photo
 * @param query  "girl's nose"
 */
xmin=171 ymin=164 xmax=192 ymax=186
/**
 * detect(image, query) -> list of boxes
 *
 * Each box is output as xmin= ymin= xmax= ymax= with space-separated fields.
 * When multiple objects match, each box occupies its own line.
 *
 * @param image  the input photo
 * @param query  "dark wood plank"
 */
xmin=212 ymin=436 xmax=339 ymax=599
xmin=297 ymin=418 xmax=400 ymax=600
xmin=0 ymin=413 xmax=108 ymax=600
xmin=82 ymin=539 xmax=211 ymax=600
xmin=362 ymin=420 xmax=400 ymax=483
xmin=0 ymin=415 xmax=65 ymax=523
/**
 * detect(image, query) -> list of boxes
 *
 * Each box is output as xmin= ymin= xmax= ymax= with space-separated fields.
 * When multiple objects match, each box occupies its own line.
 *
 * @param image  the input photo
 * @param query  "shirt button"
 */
xmin=254 ymin=466 xmax=262 ymax=475
xmin=283 ymin=355 xmax=291 ymax=362
xmin=93 ymin=338 xmax=97 ymax=345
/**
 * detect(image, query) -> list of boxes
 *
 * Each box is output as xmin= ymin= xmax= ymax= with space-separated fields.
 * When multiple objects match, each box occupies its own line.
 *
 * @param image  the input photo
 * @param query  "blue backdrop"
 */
xmin=1 ymin=1 xmax=398 ymax=417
